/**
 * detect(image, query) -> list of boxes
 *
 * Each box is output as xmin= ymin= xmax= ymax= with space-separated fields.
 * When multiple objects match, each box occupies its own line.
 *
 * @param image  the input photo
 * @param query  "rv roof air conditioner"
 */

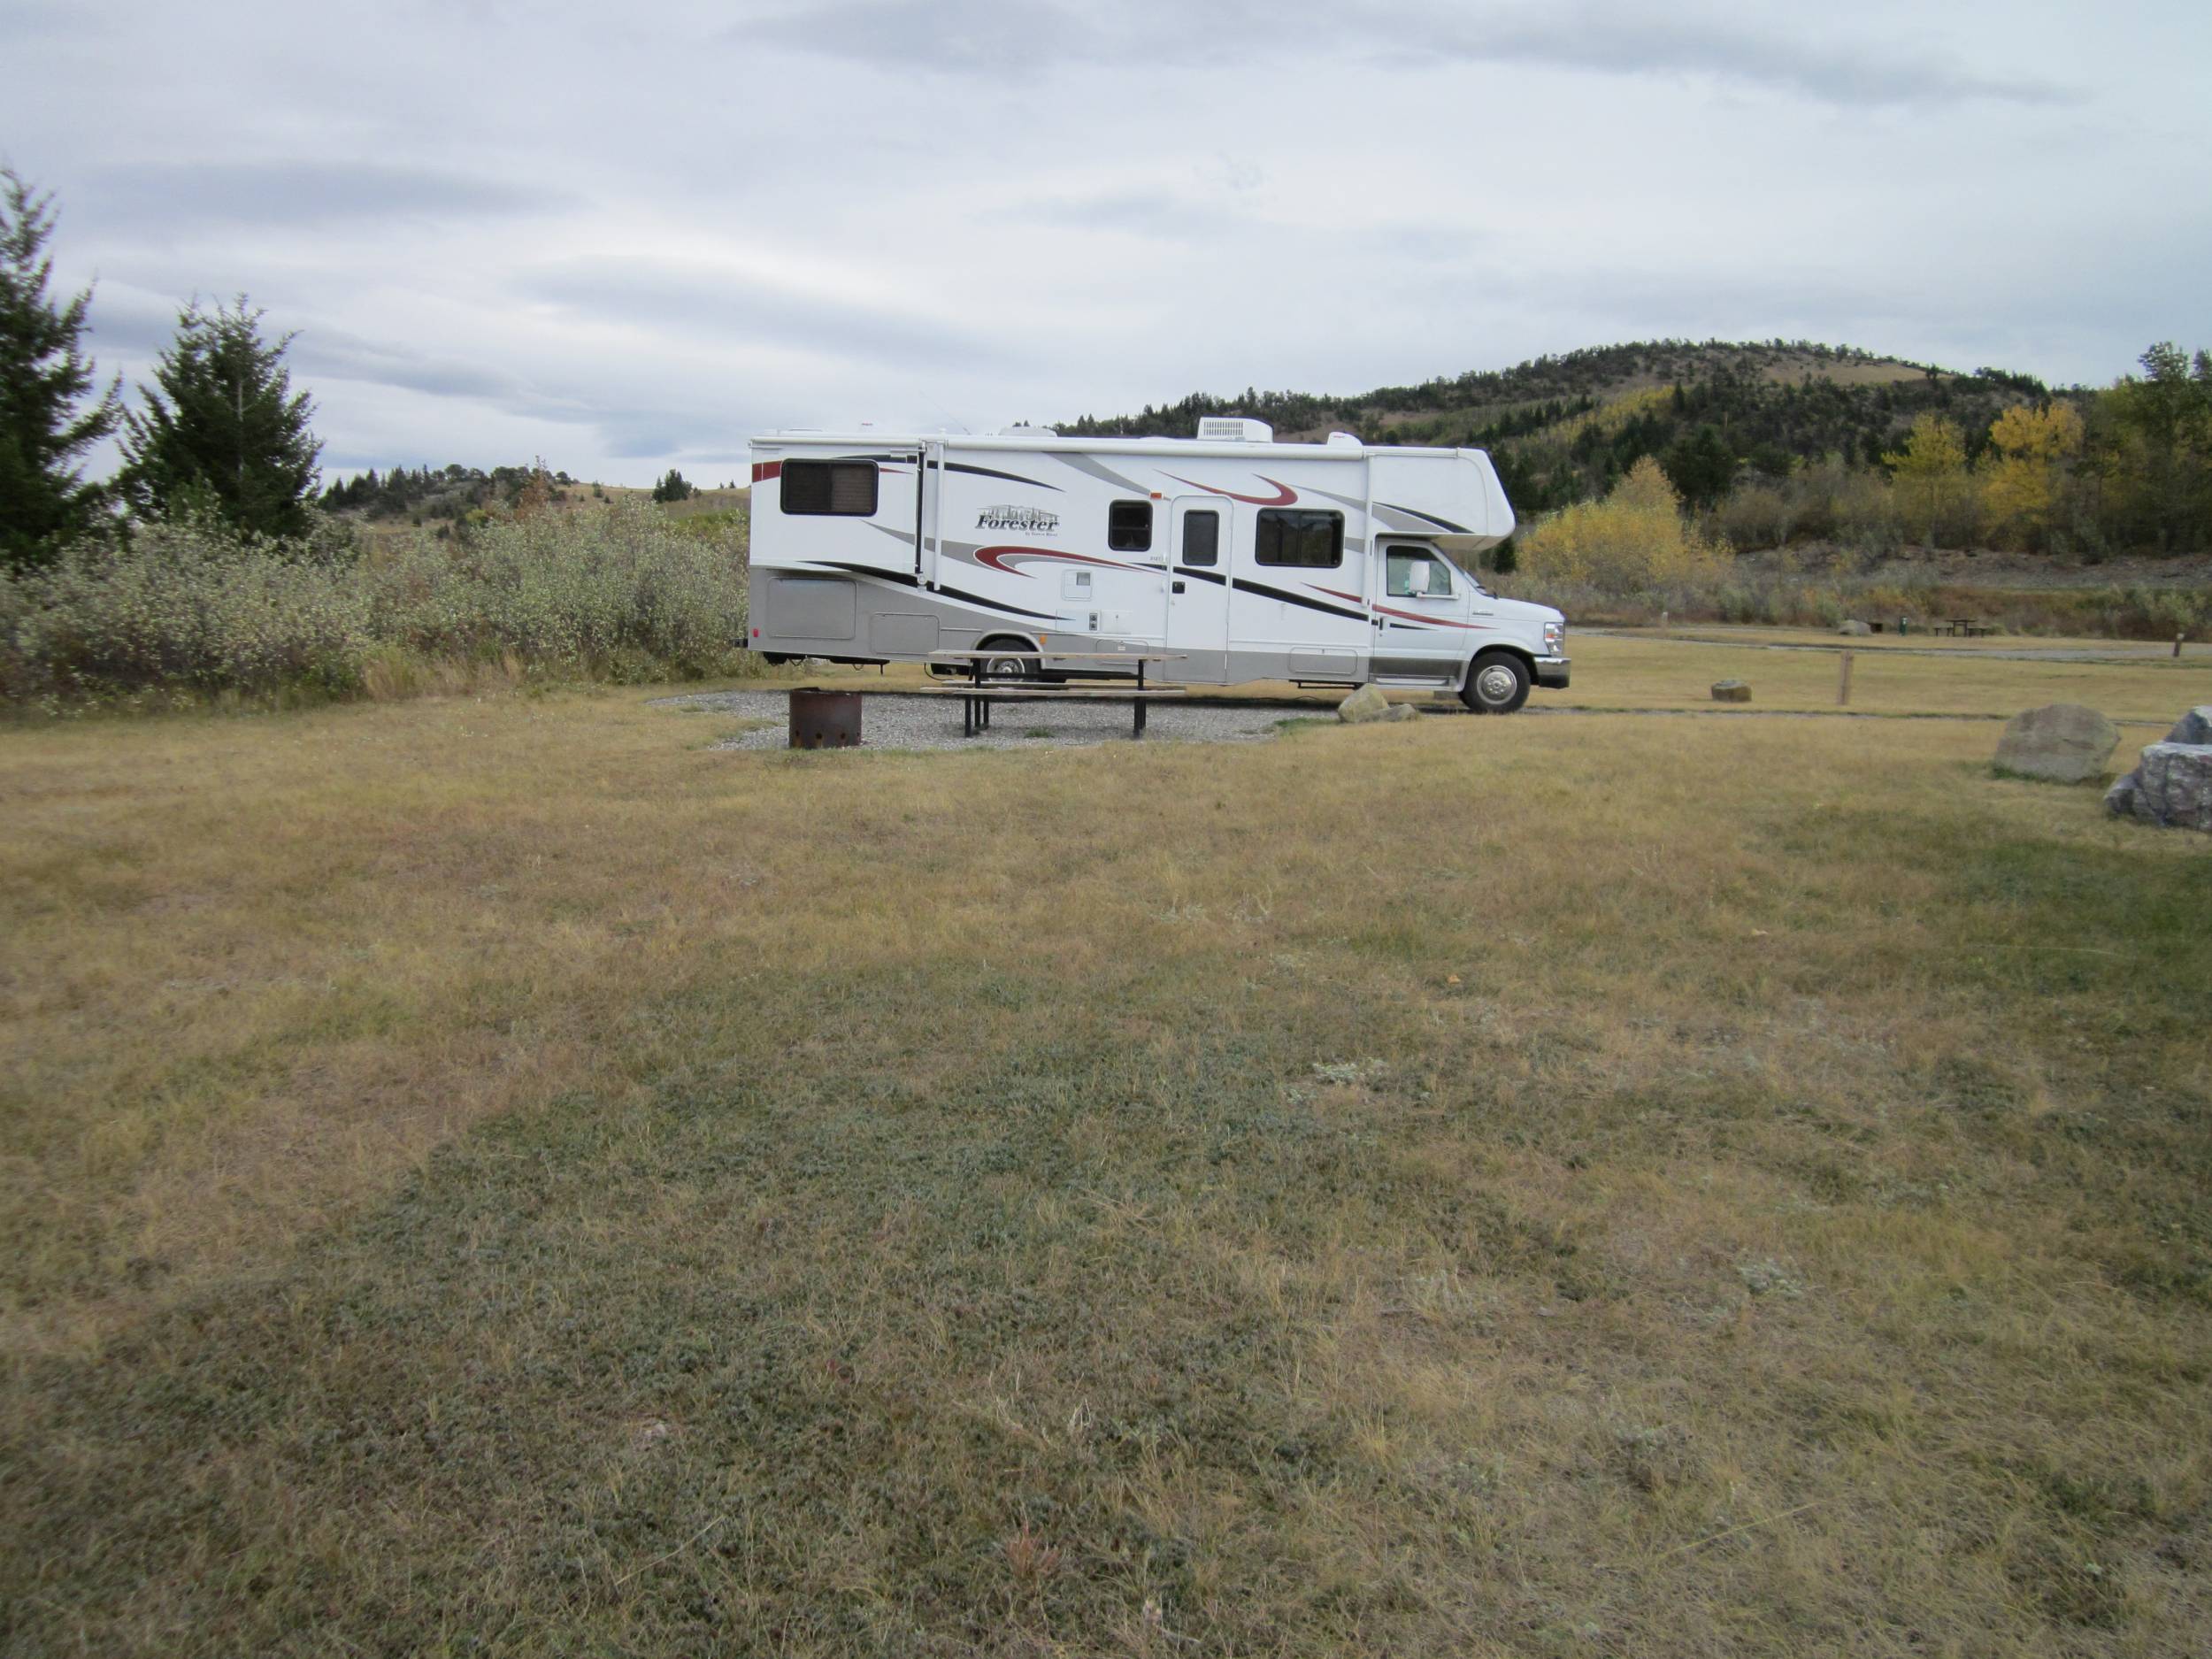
xmin=1197 ymin=417 xmax=1273 ymax=443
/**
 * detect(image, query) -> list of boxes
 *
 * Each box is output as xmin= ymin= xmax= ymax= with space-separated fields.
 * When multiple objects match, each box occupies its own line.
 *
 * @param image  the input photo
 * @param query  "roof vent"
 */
xmin=1197 ymin=417 xmax=1272 ymax=443
xmin=1325 ymin=431 xmax=1363 ymax=449
xmin=996 ymin=423 xmax=1058 ymax=437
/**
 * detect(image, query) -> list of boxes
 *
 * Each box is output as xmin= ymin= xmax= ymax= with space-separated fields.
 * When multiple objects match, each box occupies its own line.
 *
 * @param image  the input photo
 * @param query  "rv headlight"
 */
xmin=1542 ymin=620 xmax=1564 ymax=654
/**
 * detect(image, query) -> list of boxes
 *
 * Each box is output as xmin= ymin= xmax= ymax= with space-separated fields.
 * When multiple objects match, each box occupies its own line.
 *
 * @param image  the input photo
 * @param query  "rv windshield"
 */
xmin=1438 ymin=549 xmax=1491 ymax=596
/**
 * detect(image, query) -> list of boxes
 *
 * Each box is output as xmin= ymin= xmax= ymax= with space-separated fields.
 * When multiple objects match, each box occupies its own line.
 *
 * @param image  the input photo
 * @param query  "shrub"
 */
xmin=2 ymin=500 xmax=758 ymax=707
xmin=2 ymin=517 xmax=370 ymax=701
xmin=1715 ymin=458 xmax=1900 ymax=558
xmin=371 ymin=501 xmax=749 ymax=674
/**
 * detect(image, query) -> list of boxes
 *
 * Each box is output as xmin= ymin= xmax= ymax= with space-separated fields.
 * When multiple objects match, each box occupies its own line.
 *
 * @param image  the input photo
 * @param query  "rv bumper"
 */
xmin=1534 ymin=655 xmax=1571 ymax=688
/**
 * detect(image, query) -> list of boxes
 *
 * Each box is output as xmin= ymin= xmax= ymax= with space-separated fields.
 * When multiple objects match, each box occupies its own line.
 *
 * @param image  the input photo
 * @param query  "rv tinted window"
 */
xmin=780 ymin=460 xmax=879 ymax=516
xmin=1181 ymin=510 xmax=1219 ymax=566
xmin=1255 ymin=509 xmax=1343 ymax=568
xmin=1107 ymin=500 xmax=1152 ymax=551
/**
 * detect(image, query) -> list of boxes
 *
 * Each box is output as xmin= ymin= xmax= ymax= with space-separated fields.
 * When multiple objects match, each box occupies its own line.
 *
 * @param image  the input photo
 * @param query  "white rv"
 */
xmin=746 ymin=419 xmax=1567 ymax=712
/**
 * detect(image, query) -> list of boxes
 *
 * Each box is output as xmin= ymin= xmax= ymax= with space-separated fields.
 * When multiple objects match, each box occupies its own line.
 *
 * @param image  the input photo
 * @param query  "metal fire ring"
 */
xmin=787 ymin=687 xmax=864 ymax=749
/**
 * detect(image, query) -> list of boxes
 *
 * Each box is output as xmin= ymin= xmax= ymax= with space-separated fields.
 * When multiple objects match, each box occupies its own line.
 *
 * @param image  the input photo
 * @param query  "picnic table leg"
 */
xmin=1133 ymin=697 xmax=1147 ymax=738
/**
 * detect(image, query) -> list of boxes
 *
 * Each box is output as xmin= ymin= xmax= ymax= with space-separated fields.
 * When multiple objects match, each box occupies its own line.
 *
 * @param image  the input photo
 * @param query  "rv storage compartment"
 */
xmin=769 ymin=575 xmax=856 ymax=641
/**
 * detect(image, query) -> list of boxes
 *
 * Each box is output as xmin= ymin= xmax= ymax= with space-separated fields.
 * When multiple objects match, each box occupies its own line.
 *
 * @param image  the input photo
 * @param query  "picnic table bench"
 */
xmin=921 ymin=650 xmax=1186 ymax=738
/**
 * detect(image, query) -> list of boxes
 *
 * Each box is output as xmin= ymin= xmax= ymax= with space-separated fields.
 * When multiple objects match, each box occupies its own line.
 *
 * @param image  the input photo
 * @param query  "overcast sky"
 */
xmin=7 ymin=1 xmax=2208 ymax=485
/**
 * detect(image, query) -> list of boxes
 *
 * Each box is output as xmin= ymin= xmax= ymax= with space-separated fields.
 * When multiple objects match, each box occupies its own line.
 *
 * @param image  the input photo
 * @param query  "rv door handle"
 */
xmin=1171 ymin=580 xmax=1186 ymax=594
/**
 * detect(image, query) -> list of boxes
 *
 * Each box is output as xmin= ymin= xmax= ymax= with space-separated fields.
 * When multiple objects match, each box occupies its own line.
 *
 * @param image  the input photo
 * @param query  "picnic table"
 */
xmin=1945 ymin=618 xmax=1999 ymax=638
xmin=920 ymin=650 xmax=1186 ymax=738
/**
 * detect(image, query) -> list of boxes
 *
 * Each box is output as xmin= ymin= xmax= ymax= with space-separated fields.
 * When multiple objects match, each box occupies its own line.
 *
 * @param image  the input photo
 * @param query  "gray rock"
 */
xmin=2106 ymin=741 xmax=2212 ymax=831
xmin=1711 ymin=680 xmax=1751 ymax=703
xmin=1837 ymin=618 xmax=1872 ymax=636
xmin=1386 ymin=703 xmax=1422 ymax=722
xmin=2166 ymin=705 xmax=2212 ymax=746
xmin=1993 ymin=703 xmax=2120 ymax=783
xmin=1338 ymin=684 xmax=1391 ymax=724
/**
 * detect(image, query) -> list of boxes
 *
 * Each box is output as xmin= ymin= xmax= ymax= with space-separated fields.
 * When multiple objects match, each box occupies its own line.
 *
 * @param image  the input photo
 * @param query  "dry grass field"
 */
xmin=3 ymin=635 xmax=2208 ymax=1655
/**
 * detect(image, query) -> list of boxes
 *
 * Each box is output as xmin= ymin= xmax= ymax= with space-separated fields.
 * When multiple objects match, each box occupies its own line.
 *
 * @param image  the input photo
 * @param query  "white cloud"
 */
xmin=7 ymin=0 xmax=2206 ymax=484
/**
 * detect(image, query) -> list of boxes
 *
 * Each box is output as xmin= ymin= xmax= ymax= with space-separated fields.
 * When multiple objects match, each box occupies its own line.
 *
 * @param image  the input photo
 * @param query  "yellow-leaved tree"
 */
xmin=1882 ymin=414 xmax=1972 ymax=549
xmin=1979 ymin=403 xmax=2084 ymax=551
xmin=1517 ymin=457 xmax=1731 ymax=589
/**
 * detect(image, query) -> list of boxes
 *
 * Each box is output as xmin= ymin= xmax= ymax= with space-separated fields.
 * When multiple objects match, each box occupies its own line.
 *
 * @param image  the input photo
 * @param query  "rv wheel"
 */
xmin=978 ymin=638 xmax=1036 ymax=681
xmin=1461 ymin=651 xmax=1531 ymax=714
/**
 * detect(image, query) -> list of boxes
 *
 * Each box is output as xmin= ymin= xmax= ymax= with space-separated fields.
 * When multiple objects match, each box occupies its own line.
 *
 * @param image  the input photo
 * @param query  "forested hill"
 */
xmin=1061 ymin=340 xmax=2056 ymax=516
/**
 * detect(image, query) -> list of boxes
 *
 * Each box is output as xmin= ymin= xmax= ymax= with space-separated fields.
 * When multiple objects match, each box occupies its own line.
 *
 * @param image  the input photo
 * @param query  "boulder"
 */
xmin=1337 ymin=684 xmax=1391 ymax=724
xmin=1837 ymin=618 xmax=1872 ymax=636
xmin=1992 ymin=703 xmax=2119 ymax=783
xmin=2165 ymin=705 xmax=2212 ymax=746
xmin=1711 ymin=680 xmax=1751 ymax=703
xmin=1386 ymin=703 xmax=1422 ymax=723
xmin=2105 ymin=741 xmax=2212 ymax=831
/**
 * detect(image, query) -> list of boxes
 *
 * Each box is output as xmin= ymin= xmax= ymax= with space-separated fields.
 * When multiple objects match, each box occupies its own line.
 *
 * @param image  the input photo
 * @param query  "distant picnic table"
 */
xmin=1944 ymin=618 xmax=1999 ymax=638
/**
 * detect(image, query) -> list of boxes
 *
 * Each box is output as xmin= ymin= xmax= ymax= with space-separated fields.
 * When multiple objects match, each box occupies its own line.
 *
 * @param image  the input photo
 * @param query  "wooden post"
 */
xmin=1838 ymin=649 xmax=1855 ymax=707
xmin=2177 ymin=633 xmax=2186 ymax=659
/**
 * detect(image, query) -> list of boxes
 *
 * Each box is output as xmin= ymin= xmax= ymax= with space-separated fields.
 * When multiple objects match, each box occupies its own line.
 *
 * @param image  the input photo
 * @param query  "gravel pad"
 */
xmin=664 ymin=689 xmax=1299 ymax=751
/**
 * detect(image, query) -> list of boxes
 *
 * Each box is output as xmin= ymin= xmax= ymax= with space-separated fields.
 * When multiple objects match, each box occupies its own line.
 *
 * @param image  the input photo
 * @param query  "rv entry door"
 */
xmin=1164 ymin=498 xmax=1231 ymax=682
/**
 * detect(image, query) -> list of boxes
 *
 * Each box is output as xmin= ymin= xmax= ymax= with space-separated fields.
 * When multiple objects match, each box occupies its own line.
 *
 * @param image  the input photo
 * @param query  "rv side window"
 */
xmin=1386 ymin=549 xmax=1450 ymax=596
xmin=1107 ymin=500 xmax=1152 ymax=551
xmin=1255 ymin=509 xmax=1343 ymax=568
xmin=1182 ymin=511 xmax=1219 ymax=566
xmin=780 ymin=460 xmax=879 ymax=516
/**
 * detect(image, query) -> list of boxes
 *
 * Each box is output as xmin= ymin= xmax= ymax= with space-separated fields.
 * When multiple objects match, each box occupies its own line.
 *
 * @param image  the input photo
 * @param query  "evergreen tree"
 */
xmin=651 ymin=467 xmax=695 ymax=503
xmin=0 ymin=167 xmax=123 ymax=570
xmin=118 ymin=296 xmax=321 ymax=536
xmin=1661 ymin=424 xmax=1735 ymax=510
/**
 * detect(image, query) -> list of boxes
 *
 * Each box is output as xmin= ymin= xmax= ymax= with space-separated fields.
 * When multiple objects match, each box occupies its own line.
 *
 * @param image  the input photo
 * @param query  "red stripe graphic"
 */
xmin=1310 ymin=583 xmax=1488 ymax=629
xmin=973 ymin=546 xmax=1147 ymax=578
xmin=750 ymin=461 xmax=782 ymax=483
xmin=1371 ymin=601 xmax=1486 ymax=630
xmin=1160 ymin=472 xmax=1298 ymax=506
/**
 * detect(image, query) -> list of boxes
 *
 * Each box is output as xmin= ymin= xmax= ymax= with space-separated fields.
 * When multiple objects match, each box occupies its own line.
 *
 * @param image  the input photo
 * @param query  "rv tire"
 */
xmin=1461 ymin=650 xmax=1531 ymax=714
xmin=978 ymin=636 xmax=1039 ymax=681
